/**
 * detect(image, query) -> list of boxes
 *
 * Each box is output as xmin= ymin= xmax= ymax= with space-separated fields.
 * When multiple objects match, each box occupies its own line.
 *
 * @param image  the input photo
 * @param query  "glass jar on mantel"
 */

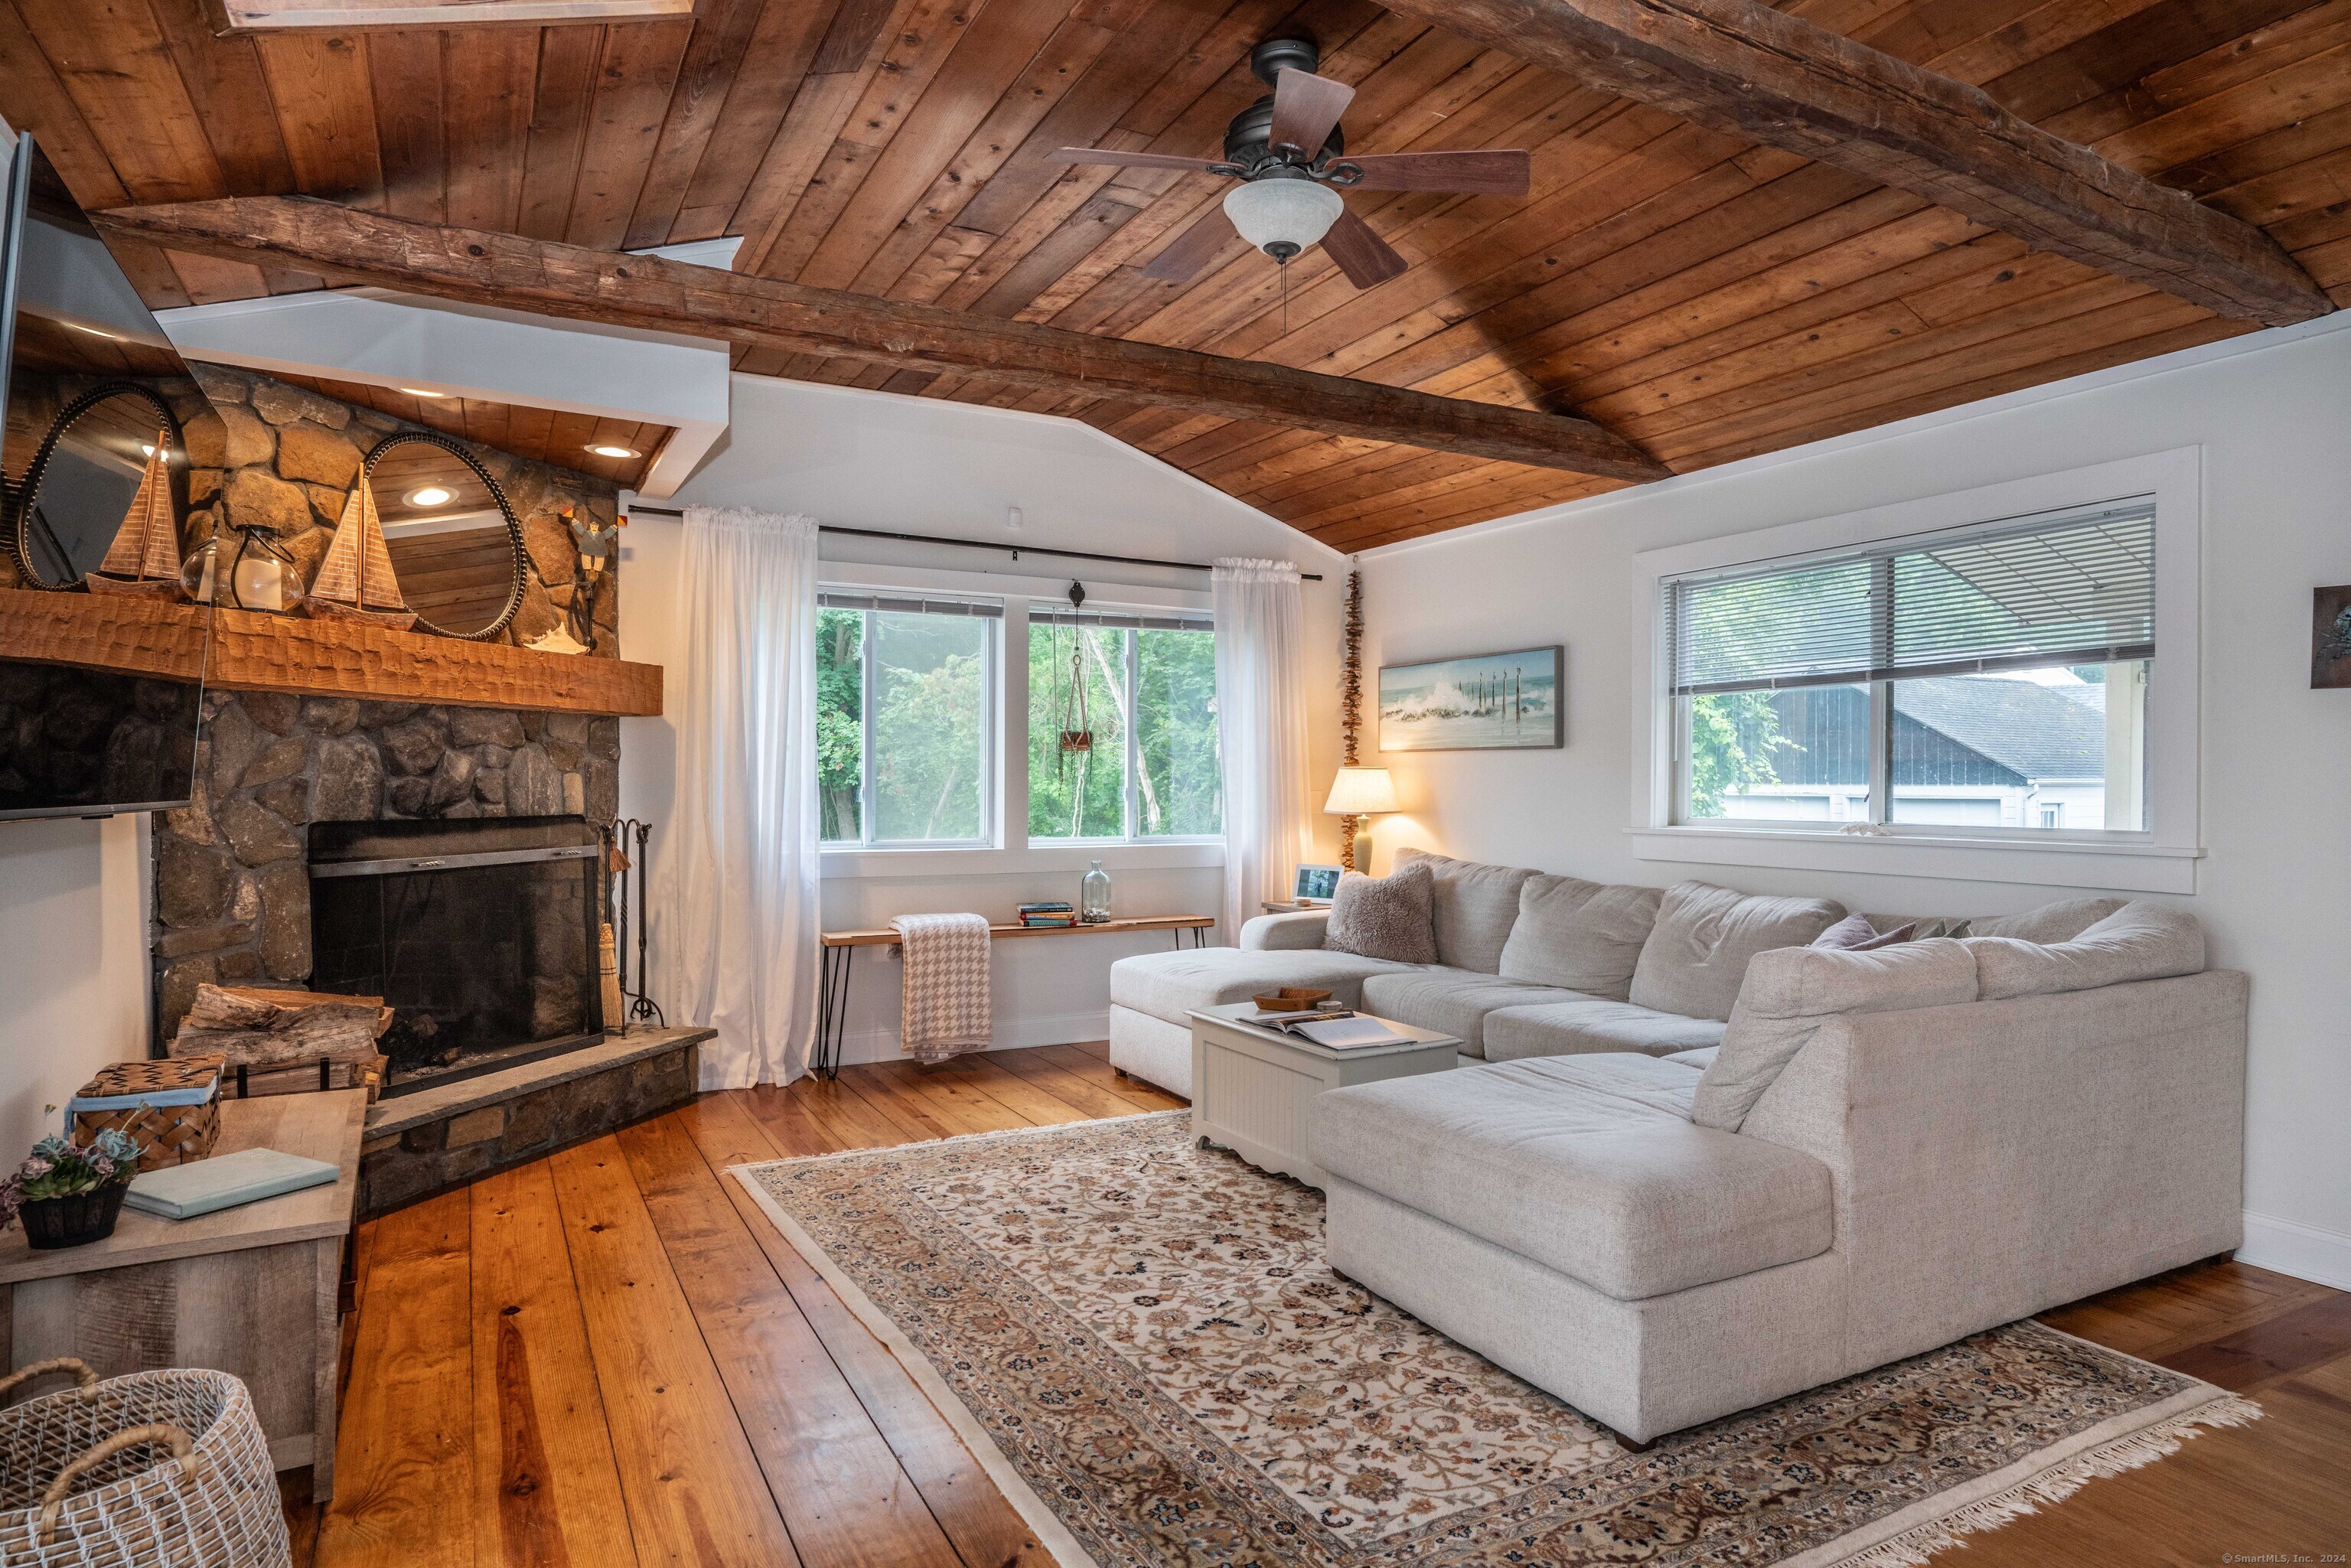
xmin=1081 ymin=859 xmax=1113 ymax=924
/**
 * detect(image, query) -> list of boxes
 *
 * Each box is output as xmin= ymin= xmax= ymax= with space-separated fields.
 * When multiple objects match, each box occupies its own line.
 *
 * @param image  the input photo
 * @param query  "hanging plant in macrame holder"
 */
xmin=1053 ymin=583 xmax=1094 ymax=771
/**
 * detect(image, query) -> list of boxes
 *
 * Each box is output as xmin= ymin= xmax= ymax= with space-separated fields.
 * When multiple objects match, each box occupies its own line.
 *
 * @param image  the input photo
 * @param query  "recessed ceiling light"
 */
xmin=405 ymin=485 xmax=455 ymax=508
xmin=141 ymin=443 xmax=158 ymax=458
xmin=585 ymin=443 xmax=640 ymax=459
xmin=399 ymin=387 xmax=451 ymax=398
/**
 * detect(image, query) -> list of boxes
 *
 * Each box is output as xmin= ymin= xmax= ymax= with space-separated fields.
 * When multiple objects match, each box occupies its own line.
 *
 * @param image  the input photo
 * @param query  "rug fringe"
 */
xmin=1827 ymin=1394 xmax=2263 ymax=1568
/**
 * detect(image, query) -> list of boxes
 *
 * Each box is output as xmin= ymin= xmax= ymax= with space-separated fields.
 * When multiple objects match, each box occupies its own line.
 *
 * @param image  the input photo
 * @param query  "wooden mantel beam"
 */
xmin=96 ymin=199 xmax=1668 ymax=484
xmin=1379 ymin=0 xmax=2332 ymax=328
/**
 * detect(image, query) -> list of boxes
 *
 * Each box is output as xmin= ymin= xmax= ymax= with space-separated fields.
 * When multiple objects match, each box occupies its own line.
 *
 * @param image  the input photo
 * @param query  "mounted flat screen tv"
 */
xmin=0 ymin=128 xmax=213 ymax=820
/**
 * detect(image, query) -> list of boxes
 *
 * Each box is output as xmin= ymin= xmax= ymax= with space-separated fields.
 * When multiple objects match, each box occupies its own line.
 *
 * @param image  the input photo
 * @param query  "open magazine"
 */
xmin=1245 ymin=1011 xmax=1410 ymax=1049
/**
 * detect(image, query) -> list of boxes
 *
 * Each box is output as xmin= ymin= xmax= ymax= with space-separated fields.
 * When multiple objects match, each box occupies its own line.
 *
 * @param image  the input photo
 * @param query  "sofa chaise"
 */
xmin=1107 ymin=850 xmax=2247 ymax=1444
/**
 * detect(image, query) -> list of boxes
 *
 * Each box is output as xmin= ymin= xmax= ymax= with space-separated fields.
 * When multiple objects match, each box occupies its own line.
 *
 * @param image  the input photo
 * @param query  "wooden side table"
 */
xmin=817 ymin=912 xmax=1215 ymax=1077
xmin=0 ymin=1089 xmax=365 ymax=1501
xmin=1188 ymin=1002 xmax=1459 ymax=1190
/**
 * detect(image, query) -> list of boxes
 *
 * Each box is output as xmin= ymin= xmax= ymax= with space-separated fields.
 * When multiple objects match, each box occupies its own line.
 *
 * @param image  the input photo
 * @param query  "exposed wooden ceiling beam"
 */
xmin=214 ymin=0 xmax=692 ymax=28
xmin=1378 ymin=0 xmax=2332 ymax=328
xmin=96 ymin=199 xmax=1669 ymax=484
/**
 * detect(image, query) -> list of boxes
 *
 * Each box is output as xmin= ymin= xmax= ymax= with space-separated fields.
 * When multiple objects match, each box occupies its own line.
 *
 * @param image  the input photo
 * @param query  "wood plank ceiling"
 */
xmin=5 ymin=0 xmax=2346 ymax=549
xmin=269 ymin=373 xmax=666 ymax=490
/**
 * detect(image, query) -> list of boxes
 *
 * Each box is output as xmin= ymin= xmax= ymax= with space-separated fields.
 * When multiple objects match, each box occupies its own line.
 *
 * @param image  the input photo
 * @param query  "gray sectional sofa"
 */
xmin=1106 ymin=849 xmax=2248 ymax=1444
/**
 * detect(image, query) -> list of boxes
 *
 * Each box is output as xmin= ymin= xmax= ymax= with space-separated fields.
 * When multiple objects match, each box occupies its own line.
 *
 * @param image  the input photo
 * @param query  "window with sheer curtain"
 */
xmin=1665 ymin=499 xmax=2156 ymax=836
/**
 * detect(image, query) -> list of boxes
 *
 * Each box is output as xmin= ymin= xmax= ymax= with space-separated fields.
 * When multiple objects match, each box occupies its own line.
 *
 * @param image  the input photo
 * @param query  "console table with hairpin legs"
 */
xmin=815 ymin=914 xmax=1215 ymax=1077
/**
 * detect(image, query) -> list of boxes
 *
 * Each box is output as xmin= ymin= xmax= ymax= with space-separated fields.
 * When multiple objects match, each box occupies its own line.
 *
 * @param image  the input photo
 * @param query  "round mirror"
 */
xmin=5 ymin=382 xmax=186 ymax=591
xmin=366 ymin=432 xmax=527 ymax=641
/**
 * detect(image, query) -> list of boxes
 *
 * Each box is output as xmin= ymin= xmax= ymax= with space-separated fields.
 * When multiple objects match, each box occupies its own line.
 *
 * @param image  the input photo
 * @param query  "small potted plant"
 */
xmin=1 ymin=1126 xmax=145 ymax=1250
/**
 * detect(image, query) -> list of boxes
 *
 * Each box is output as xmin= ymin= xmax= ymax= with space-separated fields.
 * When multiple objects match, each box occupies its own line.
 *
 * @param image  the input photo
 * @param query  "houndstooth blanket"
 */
xmin=889 ymin=913 xmax=992 ymax=1063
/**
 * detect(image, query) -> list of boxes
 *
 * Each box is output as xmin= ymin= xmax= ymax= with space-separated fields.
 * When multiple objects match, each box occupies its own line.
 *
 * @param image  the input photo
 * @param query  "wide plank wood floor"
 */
xmin=283 ymin=1042 xmax=2350 ymax=1566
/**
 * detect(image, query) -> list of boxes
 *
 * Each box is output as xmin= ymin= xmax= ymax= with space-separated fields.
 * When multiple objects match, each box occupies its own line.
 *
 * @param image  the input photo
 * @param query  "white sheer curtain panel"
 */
xmin=1212 ymin=557 xmax=1312 ymax=943
xmin=654 ymin=507 xmax=822 ymax=1087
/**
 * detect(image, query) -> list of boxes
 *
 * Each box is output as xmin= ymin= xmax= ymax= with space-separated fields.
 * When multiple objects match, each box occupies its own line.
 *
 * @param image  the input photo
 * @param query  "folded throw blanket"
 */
xmin=890 ymin=912 xmax=993 ymax=1063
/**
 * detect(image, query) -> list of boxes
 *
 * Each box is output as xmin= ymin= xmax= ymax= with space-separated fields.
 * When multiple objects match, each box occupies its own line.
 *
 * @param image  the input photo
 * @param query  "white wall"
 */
xmin=621 ymin=374 xmax=1348 ymax=1066
xmin=1355 ymin=313 xmax=2351 ymax=1289
xmin=0 ymin=816 xmax=152 ymax=1158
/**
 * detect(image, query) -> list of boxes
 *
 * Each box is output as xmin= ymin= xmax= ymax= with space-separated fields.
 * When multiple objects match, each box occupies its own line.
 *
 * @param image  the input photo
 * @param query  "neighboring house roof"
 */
xmin=1893 ymin=679 xmax=2108 ymax=781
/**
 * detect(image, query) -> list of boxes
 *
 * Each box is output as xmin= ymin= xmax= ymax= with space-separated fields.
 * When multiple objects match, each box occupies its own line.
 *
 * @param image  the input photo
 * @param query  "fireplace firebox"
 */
xmin=308 ymin=816 xmax=605 ymax=1096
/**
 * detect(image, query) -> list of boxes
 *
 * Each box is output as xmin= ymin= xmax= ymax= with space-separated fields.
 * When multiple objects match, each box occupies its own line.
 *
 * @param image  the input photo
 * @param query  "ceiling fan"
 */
xmin=1046 ymin=37 xmax=1531 ymax=290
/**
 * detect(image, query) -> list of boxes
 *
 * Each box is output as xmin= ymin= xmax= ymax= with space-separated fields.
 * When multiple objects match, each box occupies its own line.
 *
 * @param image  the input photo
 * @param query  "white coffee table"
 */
xmin=1187 ymin=1001 xmax=1461 ymax=1190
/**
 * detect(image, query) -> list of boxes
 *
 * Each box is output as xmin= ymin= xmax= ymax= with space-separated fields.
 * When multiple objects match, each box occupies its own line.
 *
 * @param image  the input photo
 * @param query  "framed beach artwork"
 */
xmin=1378 ymin=646 xmax=1564 ymax=751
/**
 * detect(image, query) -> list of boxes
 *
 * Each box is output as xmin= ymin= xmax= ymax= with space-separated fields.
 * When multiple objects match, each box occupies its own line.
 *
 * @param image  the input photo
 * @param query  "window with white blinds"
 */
xmin=1029 ymin=607 xmax=1214 ymax=633
xmin=1665 ymin=498 xmax=2156 ymax=696
xmin=1665 ymin=497 xmax=2157 ymax=837
xmin=818 ymin=590 xmax=1003 ymax=619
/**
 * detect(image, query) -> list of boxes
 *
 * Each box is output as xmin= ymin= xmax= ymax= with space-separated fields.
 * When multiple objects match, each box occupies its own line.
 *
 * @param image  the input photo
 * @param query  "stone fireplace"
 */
xmin=130 ymin=365 xmax=706 ymax=1217
xmin=153 ymin=693 xmax=621 ymax=1042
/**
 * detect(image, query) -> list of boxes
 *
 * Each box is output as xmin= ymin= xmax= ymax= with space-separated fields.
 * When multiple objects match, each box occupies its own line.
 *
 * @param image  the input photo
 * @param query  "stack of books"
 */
xmin=1018 ymin=901 xmax=1077 ymax=928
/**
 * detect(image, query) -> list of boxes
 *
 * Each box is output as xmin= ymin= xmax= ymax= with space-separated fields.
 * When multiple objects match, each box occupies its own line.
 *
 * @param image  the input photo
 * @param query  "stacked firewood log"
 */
xmin=170 ymin=984 xmax=391 ymax=1096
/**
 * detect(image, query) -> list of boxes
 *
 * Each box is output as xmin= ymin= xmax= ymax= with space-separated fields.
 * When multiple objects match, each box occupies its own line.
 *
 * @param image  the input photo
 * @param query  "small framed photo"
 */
xmin=1379 ymin=645 xmax=1564 ymax=751
xmin=2315 ymin=586 xmax=2351 ymax=688
xmin=1293 ymin=864 xmax=1342 ymax=904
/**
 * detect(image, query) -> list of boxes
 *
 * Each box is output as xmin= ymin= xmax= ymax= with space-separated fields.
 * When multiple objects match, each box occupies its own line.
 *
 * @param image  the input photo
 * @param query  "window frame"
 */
xmin=1631 ymin=448 xmax=2202 ymax=895
xmin=1026 ymin=609 xmax=1223 ymax=849
xmin=817 ymin=591 xmax=1002 ymax=852
xmin=813 ymin=563 xmax=1227 ymax=878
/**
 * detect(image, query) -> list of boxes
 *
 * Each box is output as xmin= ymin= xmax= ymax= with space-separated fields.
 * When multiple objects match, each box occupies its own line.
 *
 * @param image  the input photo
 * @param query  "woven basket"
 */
xmin=69 ymin=1058 xmax=223 ymax=1172
xmin=0 ymin=1361 xmax=289 ymax=1567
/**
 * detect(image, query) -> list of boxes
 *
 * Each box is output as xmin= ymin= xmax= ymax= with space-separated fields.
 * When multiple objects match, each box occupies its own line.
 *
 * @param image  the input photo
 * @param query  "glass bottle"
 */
xmin=228 ymin=526 xmax=296 ymax=612
xmin=1081 ymin=858 xmax=1112 ymax=924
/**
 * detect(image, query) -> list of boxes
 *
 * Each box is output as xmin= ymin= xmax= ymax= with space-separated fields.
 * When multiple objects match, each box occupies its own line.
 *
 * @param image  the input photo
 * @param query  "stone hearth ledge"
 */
xmin=365 ymin=1025 xmax=714 ymax=1140
xmin=358 ymin=1025 xmax=713 ymax=1216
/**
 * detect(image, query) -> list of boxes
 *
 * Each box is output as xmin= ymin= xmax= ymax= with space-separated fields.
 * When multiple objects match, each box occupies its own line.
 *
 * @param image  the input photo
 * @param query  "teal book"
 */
xmin=125 ymin=1147 xmax=340 ymax=1221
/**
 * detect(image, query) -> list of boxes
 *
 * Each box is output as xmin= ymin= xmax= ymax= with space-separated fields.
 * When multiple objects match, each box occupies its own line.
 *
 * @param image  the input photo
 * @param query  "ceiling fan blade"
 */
xmin=1340 ymin=149 xmax=1531 ymax=196
xmin=1143 ymin=205 xmax=1241 ymax=282
xmin=1320 ymin=208 xmax=1407 ymax=289
xmin=1267 ymin=69 xmax=1355 ymax=159
xmin=1044 ymin=148 xmax=1226 ymax=173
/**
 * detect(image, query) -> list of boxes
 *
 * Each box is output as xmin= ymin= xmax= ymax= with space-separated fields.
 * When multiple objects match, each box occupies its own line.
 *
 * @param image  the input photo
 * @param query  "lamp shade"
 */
xmin=1224 ymin=178 xmax=1343 ymax=259
xmin=1323 ymin=766 xmax=1398 ymax=816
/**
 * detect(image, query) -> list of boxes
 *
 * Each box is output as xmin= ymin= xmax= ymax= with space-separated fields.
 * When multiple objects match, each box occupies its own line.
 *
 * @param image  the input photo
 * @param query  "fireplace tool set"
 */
xmin=602 ymin=818 xmax=664 ymax=1032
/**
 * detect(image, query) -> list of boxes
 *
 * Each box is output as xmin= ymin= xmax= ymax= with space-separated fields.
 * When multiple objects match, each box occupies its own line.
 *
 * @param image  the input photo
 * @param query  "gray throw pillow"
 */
xmin=1628 ymin=882 xmax=1846 ymax=1022
xmin=1974 ymin=898 xmax=2127 ymax=944
xmin=1496 ymin=875 xmax=1662 ymax=1000
xmin=1814 ymin=914 xmax=1916 ymax=951
xmin=1392 ymin=849 xmax=1534 ymax=973
xmin=1324 ymin=863 xmax=1438 ymax=965
xmin=1692 ymin=938 xmax=1978 ymax=1131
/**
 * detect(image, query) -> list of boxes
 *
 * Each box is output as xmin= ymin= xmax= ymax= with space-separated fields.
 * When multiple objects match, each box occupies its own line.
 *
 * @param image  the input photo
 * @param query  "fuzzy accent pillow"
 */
xmin=1323 ymin=863 xmax=1438 ymax=965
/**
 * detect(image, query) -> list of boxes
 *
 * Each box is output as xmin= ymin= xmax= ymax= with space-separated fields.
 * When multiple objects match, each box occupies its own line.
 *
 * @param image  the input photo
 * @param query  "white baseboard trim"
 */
xmin=2236 ymin=1210 xmax=2351 ymax=1293
xmin=834 ymin=1009 xmax=1111 ymax=1067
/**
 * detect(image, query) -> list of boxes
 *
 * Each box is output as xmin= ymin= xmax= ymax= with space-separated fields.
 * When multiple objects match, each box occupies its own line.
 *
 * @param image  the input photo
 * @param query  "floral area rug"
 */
xmin=732 ymin=1111 xmax=2255 ymax=1568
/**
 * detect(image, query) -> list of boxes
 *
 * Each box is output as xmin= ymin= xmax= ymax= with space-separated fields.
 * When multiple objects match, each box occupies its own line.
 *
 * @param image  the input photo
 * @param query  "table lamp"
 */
xmin=1324 ymin=766 xmax=1398 ymax=873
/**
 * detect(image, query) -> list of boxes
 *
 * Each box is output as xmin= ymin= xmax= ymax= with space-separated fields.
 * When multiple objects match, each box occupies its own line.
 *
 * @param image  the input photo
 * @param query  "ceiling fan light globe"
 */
xmin=1224 ymin=179 xmax=1342 ymax=259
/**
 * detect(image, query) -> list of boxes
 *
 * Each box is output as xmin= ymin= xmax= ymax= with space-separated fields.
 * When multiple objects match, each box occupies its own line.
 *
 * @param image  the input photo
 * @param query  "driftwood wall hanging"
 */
xmin=1339 ymin=568 xmax=1365 ymax=872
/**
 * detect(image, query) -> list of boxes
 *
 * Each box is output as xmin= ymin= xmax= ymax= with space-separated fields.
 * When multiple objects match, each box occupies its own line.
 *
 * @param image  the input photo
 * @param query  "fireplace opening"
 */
xmin=308 ymin=815 xmax=605 ymax=1097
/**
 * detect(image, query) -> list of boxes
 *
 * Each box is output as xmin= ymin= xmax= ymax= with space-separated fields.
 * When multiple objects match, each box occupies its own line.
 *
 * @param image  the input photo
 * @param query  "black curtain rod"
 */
xmin=622 ymin=507 xmax=1322 ymax=580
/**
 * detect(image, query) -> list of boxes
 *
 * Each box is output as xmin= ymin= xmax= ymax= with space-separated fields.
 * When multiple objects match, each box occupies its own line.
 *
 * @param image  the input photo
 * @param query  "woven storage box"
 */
xmin=0 ymin=1360 xmax=289 ymax=1567
xmin=67 ymin=1058 xmax=223 ymax=1172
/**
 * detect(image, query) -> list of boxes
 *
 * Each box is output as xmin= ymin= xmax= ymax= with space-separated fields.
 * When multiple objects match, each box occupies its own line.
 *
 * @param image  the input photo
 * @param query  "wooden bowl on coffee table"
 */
xmin=1251 ymin=987 xmax=1333 ymax=1012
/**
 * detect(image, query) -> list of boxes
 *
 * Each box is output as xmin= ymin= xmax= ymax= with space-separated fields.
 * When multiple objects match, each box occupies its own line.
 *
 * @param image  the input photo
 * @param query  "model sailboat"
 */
xmin=301 ymin=476 xmax=416 ymax=629
xmin=84 ymin=431 xmax=186 ymax=599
